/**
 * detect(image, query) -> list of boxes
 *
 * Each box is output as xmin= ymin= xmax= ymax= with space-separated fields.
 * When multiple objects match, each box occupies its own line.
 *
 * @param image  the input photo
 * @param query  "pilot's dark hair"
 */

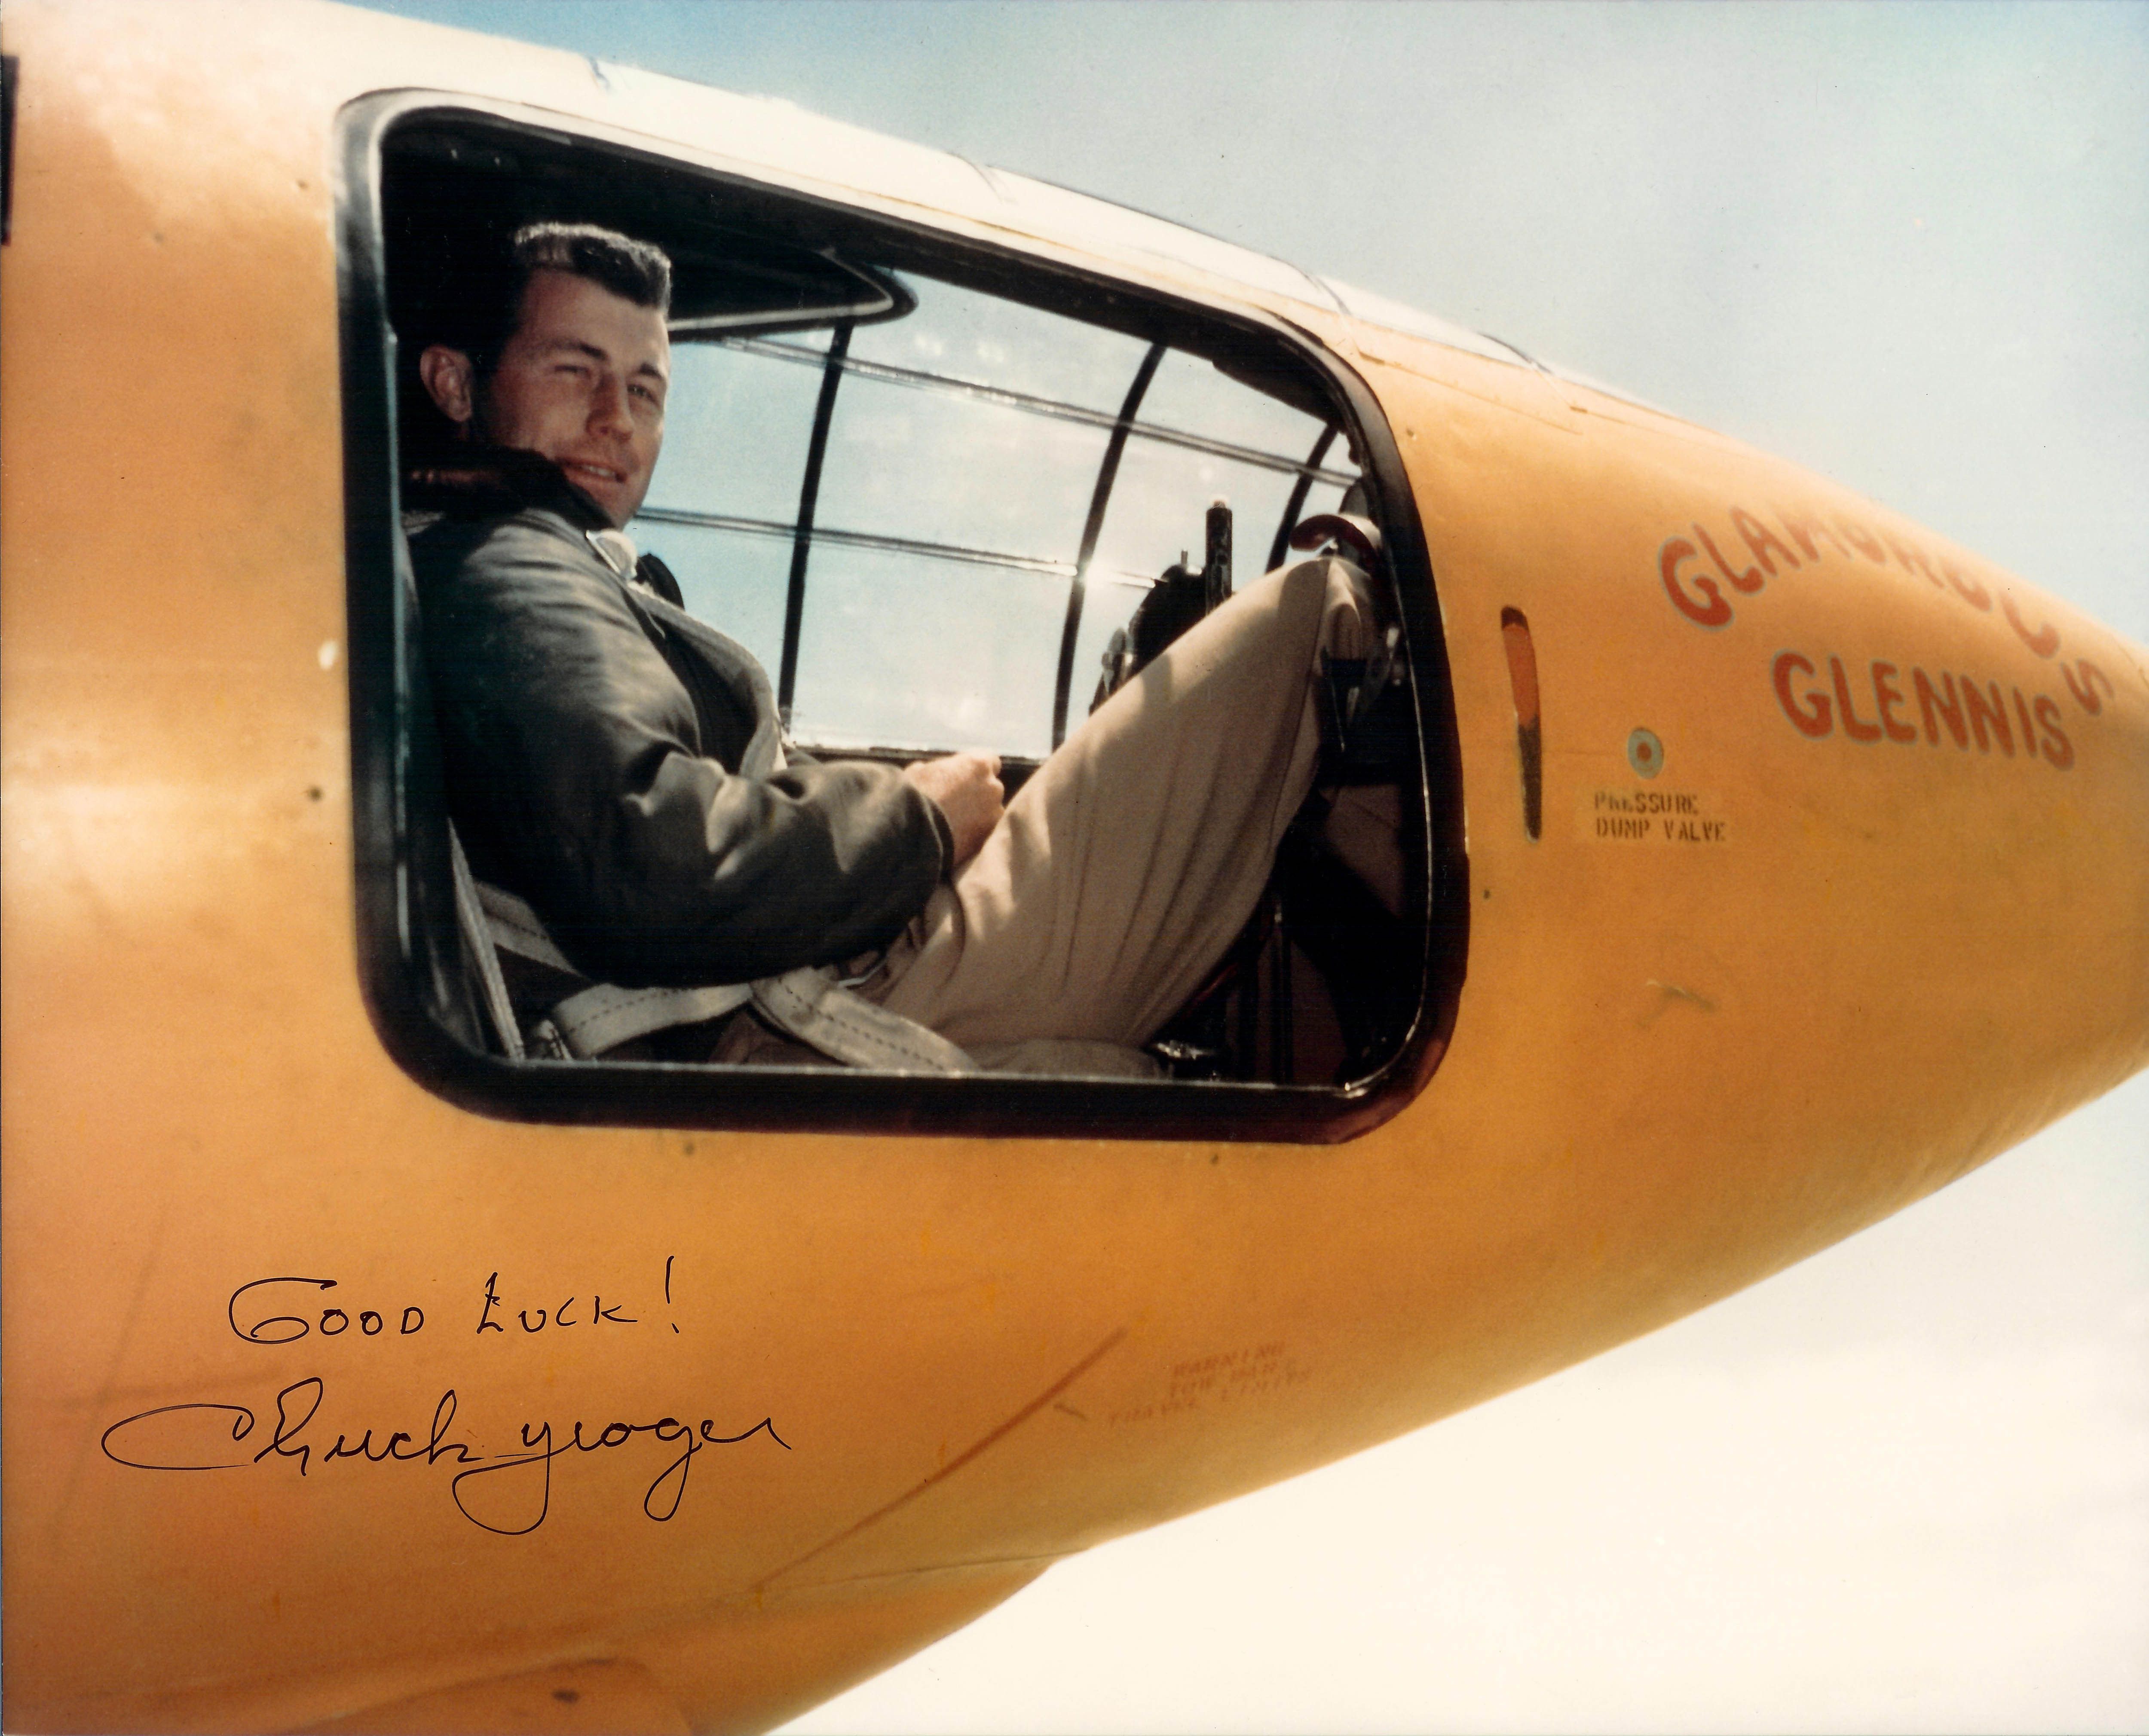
xmin=400 ymin=221 xmax=672 ymax=465
xmin=464 ymin=222 xmax=673 ymax=378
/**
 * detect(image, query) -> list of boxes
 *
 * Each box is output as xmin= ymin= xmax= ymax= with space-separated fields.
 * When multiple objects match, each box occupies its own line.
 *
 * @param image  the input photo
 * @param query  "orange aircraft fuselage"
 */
xmin=3 ymin=4 xmax=2145 ymax=1733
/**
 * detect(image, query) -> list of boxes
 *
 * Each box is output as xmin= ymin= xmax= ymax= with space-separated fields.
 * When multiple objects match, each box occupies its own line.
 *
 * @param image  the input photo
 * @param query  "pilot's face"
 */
xmin=474 ymin=268 xmax=670 ymax=527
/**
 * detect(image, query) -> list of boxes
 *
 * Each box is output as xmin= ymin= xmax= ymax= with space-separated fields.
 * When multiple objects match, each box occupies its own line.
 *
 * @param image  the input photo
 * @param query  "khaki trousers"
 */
xmin=875 ymin=555 xmax=1377 ymax=1060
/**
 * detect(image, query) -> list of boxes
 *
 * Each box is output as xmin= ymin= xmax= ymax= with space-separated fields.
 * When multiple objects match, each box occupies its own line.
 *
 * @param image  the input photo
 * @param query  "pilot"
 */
xmin=408 ymin=222 xmax=1382 ymax=1072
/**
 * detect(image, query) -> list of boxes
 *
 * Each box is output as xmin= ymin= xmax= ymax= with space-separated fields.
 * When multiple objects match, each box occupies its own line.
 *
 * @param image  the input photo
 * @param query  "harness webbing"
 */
xmin=449 ymin=825 xmax=524 ymax=1061
xmin=463 ymin=854 xmax=973 ymax=1073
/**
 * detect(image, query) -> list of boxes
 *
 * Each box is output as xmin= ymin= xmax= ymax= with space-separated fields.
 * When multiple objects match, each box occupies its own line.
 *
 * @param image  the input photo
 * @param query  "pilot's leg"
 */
xmin=876 ymin=555 xmax=1377 ymax=1051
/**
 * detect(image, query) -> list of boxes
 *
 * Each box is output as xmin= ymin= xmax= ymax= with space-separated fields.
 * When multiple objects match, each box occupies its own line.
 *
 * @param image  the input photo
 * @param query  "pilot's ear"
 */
xmin=418 ymin=345 xmax=477 ymax=426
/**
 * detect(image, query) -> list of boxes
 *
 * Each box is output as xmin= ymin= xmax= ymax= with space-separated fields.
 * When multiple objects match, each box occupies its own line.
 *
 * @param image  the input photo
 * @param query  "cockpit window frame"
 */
xmin=335 ymin=89 xmax=1468 ymax=1142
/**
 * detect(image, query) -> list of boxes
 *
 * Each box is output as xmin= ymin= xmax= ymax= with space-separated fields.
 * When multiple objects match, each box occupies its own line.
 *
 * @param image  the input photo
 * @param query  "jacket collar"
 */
xmin=402 ymin=446 xmax=612 ymax=530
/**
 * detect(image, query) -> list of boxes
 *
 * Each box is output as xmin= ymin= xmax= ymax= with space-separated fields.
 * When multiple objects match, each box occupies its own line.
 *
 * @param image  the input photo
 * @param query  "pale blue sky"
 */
xmin=350 ymin=4 xmax=2148 ymax=1728
xmin=362 ymin=0 xmax=2147 ymax=643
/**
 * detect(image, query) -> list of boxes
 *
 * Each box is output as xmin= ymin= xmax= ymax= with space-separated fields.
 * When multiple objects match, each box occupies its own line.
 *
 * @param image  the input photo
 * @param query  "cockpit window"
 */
xmin=339 ymin=96 xmax=1466 ymax=1140
xmin=638 ymin=281 xmax=1359 ymax=758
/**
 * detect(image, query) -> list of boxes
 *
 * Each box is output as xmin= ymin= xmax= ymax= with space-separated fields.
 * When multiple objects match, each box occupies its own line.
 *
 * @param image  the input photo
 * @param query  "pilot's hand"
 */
xmin=903 ymin=752 xmax=1004 ymax=870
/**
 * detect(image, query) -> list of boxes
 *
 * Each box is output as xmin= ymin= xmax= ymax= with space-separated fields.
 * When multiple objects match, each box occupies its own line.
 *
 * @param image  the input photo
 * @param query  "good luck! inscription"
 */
xmin=101 ymin=1259 xmax=787 ymax=1535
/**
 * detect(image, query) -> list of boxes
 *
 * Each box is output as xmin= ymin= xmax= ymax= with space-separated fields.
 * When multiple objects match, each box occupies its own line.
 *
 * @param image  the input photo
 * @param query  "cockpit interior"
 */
xmin=354 ymin=105 xmax=1467 ymax=1140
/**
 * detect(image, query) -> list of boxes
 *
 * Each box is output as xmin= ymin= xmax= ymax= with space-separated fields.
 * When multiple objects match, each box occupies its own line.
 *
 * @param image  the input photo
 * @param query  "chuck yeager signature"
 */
xmin=101 ymin=1376 xmax=788 ymax=1534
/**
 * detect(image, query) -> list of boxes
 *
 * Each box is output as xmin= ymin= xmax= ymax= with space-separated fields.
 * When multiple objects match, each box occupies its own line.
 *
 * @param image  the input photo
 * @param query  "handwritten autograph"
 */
xmin=101 ymin=1378 xmax=787 ymax=1535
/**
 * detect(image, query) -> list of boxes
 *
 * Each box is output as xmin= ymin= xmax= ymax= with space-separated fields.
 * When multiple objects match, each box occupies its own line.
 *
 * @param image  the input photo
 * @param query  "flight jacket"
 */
xmin=408 ymin=462 xmax=950 ymax=989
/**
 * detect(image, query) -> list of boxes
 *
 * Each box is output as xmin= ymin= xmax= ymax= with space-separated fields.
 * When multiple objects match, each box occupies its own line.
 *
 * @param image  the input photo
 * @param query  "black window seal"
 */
xmin=336 ymin=90 xmax=1467 ymax=1143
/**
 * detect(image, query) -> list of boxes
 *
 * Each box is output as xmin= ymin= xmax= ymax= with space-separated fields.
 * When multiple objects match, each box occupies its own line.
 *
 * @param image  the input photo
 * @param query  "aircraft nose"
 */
xmin=1435 ymin=498 xmax=2149 ymax=1299
xmin=2048 ymin=633 xmax=2149 ymax=1085
xmin=1747 ymin=587 xmax=2149 ymax=1172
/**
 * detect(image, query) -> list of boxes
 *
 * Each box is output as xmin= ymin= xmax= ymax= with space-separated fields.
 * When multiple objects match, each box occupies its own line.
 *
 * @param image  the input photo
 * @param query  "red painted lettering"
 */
xmin=1772 ymin=651 xmax=1832 ymax=737
xmin=1695 ymin=523 xmax=1765 ymax=593
xmin=1836 ymin=517 xmax=1888 ymax=562
xmin=1962 ymin=679 xmax=2014 ymax=755
xmin=2011 ymin=687 xmax=2039 ymax=755
xmin=1775 ymin=655 xmax=2074 ymax=771
xmin=2034 ymin=695 xmax=2075 ymax=770
xmin=1882 ymin=531 xmax=1943 ymax=588
xmin=2000 ymin=590 xmax=2060 ymax=658
xmin=2063 ymin=657 xmax=2113 ymax=716
xmin=1830 ymin=657 xmax=1883 ymax=742
xmin=1872 ymin=663 xmax=1918 ymax=742
xmin=1661 ymin=536 xmax=1732 ymax=627
xmin=1775 ymin=504 xmax=1852 ymax=565
xmin=1938 ymin=558 xmax=1991 ymax=611
xmin=1733 ymin=507 xmax=1801 ymax=574
xmin=1913 ymin=667 xmax=1967 ymax=748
